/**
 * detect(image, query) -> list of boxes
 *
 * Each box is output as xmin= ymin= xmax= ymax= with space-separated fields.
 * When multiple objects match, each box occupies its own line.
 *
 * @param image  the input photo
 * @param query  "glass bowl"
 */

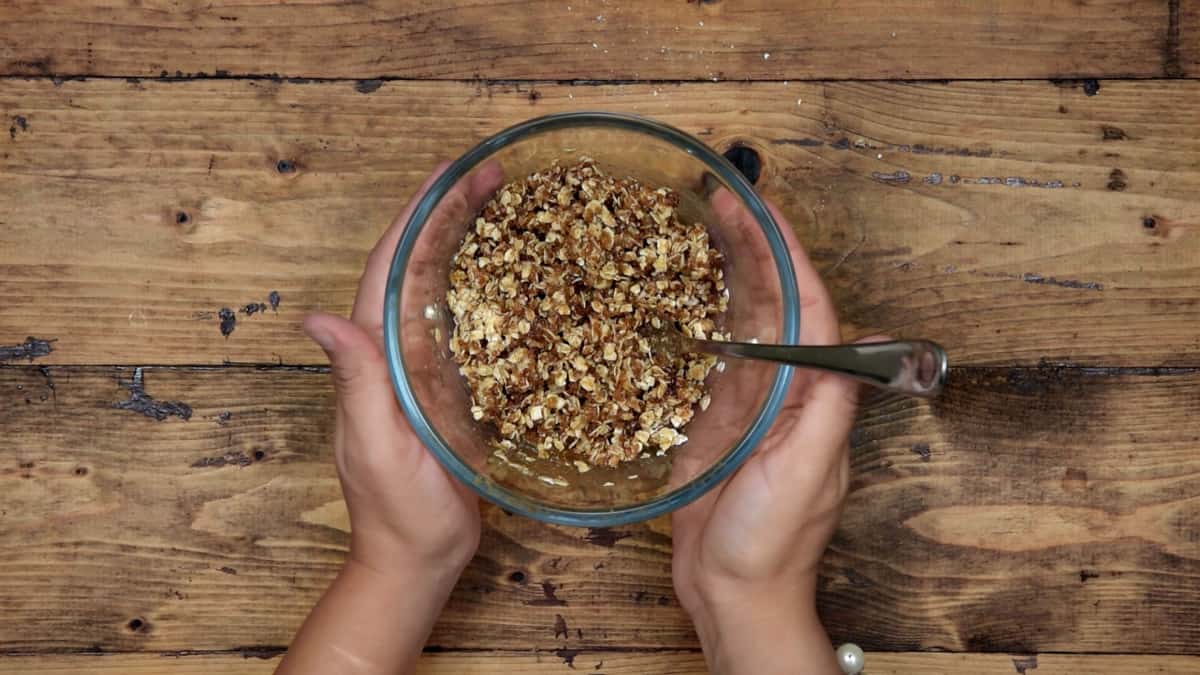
xmin=384 ymin=112 xmax=798 ymax=527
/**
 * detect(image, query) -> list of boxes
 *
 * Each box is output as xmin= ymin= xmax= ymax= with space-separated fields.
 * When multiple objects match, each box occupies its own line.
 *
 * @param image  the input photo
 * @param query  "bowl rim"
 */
xmin=383 ymin=111 xmax=799 ymax=526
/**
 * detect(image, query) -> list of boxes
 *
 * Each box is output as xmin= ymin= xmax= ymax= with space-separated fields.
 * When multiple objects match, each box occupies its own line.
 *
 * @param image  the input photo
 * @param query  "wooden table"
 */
xmin=2 ymin=2 xmax=1199 ymax=673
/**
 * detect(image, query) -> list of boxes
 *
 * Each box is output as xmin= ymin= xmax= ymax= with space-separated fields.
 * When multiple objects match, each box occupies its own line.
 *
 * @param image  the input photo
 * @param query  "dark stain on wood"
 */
xmin=268 ymin=290 xmax=281 ymax=312
xmin=844 ymin=568 xmax=872 ymax=588
xmin=526 ymin=580 xmax=567 ymax=606
xmin=191 ymin=451 xmax=254 ymax=468
xmin=584 ymin=528 xmax=631 ymax=547
xmin=1106 ymin=168 xmax=1127 ymax=191
xmin=554 ymin=613 xmax=568 ymax=639
xmin=218 ymin=566 xmax=238 ymax=575
xmin=1100 ymin=125 xmax=1127 ymax=141
xmin=113 ymin=367 xmax=193 ymax=421
xmin=216 ymin=411 xmax=232 ymax=425
xmin=871 ymin=170 xmax=911 ymax=185
xmin=1082 ymin=79 xmax=1100 ymax=96
xmin=1012 ymin=655 xmax=1038 ymax=673
xmin=218 ymin=307 xmax=236 ymax=337
xmin=771 ymin=137 xmax=824 ymax=147
xmin=1164 ymin=0 xmax=1182 ymax=78
xmin=6 ymin=57 xmax=53 ymax=74
xmin=911 ymin=443 xmax=932 ymax=462
xmin=0 ymin=337 xmax=55 ymax=362
xmin=1062 ymin=467 xmax=1088 ymax=492
xmin=355 ymin=79 xmax=383 ymax=94
xmin=555 ymin=647 xmax=580 ymax=668
xmin=241 ymin=302 xmax=268 ymax=316
xmin=1079 ymin=569 xmax=1100 ymax=583
xmin=8 ymin=115 xmax=28 ymax=140
xmin=1018 ymin=273 xmax=1103 ymax=291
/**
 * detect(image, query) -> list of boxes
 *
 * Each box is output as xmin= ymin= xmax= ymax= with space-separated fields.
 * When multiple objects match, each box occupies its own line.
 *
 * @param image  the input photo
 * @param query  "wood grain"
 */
xmin=1 ymin=365 xmax=1197 ymax=654
xmin=4 ymin=651 xmax=1200 ymax=675
xmin=1 ymin=79 xmax=1197 ymax=367
xmin=0 ymin=1 xmax=1183 ymax=81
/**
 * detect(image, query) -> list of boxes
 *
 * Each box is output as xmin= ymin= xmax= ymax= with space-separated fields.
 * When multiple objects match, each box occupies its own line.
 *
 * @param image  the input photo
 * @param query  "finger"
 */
xmin=765 ymin=200 xmax=840 ymax=347
xmin=304 ymin=311 xmax=409 ymax=432
xmin=351 ymin=162 xmax=452 ymax=328
xmin=351 ymin=160 xmax=506 ymax=330
xmin=769 ymin=335 xmax=889 ymax=469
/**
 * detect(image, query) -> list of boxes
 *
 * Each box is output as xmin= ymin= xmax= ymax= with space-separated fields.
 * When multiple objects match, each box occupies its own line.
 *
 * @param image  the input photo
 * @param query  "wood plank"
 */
xmin=4 ymin=651 xmax=1200 ymax=675
xmin=1 ymin=365 xmax=1197 ymax=653
xmin=1 ymin=79 xmax=1197 ymax=367
xmin=0 ymin=1 xmax=1180 ymax=81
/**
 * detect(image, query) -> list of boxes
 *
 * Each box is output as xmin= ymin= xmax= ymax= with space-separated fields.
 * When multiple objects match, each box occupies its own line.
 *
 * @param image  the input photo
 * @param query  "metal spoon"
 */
xmin=657 ymin=331 xmax=949 ymax=397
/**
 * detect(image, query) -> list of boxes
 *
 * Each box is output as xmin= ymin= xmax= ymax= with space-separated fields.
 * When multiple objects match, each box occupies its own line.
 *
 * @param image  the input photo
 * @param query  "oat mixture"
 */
xmin=446 ymin=160 xmax=728 ymax=468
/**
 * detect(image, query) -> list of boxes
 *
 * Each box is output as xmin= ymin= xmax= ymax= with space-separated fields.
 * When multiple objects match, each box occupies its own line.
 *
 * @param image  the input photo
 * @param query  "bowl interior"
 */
xmin=386 ymin=113 xmax=797 ymax=525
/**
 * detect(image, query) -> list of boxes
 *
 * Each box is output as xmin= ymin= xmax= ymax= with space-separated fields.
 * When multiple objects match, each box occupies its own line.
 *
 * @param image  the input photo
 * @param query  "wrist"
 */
xmin=348 ymin=527 xmax=477 ymax=590
xmin=344 ymin=545 xmax=468 ymax=601
xmin=688 ymin=585 xmax=839 ymax=675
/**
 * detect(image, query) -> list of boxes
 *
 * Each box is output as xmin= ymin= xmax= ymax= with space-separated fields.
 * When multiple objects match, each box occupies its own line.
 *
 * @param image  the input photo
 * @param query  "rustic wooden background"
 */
xmin=2 ymin=1 xmax=1199 ymax=673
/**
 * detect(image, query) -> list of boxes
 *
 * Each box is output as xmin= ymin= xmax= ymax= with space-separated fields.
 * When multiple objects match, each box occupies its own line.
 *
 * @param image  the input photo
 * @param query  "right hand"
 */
xmin=672 ymin=198 xmax=867 ymax=674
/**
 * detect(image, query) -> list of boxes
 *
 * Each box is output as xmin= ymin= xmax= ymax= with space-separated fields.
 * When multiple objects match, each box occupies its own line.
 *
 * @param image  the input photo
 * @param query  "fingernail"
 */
xmin=307 ymin=324 xmax=336 ymax=352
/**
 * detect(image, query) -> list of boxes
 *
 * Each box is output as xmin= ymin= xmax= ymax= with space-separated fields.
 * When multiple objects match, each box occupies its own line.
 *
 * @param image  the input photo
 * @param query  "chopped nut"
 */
xmin=447 ymin=160 xmax=727 ymax=467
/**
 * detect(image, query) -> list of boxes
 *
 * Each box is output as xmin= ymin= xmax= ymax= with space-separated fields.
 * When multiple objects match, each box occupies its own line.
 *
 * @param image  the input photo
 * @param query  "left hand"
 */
xmin=303 ymin=162 xmax=501 ymax=577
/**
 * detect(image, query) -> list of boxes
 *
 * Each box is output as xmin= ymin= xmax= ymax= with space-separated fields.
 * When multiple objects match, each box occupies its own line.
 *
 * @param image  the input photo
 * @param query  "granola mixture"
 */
xmin=446 ymin=160 xmax=728 ymax=468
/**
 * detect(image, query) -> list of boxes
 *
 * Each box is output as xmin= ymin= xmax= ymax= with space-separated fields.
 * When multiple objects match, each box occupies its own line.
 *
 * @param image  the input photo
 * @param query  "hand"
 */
xmin=671 ymin=198 xmax=866 ymax=674
xmin=303 ymin=163 xmax=485 ymax=577
xmin=279 ymin=162 xmax=502 ymax=675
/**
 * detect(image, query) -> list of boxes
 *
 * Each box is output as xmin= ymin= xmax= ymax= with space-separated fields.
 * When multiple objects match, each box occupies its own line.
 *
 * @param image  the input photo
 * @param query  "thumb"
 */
xmin=303 ymin=312 xmax=396 ymax=417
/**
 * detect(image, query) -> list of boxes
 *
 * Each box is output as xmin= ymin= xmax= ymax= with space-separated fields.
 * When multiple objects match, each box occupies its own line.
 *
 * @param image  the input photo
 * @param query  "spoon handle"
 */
xmin=693 ymin=339 xmax=949 ymax=397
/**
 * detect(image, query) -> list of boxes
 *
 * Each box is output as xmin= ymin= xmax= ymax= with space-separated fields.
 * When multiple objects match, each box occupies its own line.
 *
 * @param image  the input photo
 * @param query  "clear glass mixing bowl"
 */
xmin=384 ymin=112 xmax=799 ymax=526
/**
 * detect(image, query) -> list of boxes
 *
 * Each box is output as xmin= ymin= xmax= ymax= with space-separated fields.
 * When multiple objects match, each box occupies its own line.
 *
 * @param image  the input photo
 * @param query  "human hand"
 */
xmin=279 ymin=163 xmax=504 ymax=675
xmin=671 ymin=197 xmax=868 ymax=674
xmin=302 ymin=162 xmax=502 ymax=578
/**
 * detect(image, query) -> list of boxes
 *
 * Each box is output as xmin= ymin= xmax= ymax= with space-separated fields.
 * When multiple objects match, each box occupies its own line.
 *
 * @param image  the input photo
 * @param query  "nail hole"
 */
xmin=509 ymin=571 xmax=527 ymax=584
xmin=1143 ymin=216 xmax=1157 ymax=229
xmin=175 ymin=211 xmax=189 ymax=225
xmin=74 ymin=466 xmax=88 ymax=476
xmin=276 ymin=159 xmax=296 ymax=174
xmin=127 ymin=618 xmax=145 ymax=632
xmin=252 ymin=449 xmax=266 ymax=461
xmin=722 ymin=144 xmax=762 ymax=185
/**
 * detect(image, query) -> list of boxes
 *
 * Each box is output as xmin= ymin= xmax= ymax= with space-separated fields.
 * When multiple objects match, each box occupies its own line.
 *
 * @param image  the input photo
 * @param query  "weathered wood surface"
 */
xmin=2 ymin=365 xmax=1197 ymax=654
xmin=2 ymin=79 xmax=1197 ymax=367
xmin=0 ymin=1 xmax=1185 ymax=81
xmin=4 ymin=651 xmax=1200 ymax=675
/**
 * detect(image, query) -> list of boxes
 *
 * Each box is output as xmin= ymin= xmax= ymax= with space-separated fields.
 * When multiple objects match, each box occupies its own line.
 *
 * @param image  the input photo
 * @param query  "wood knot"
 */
xmin=722 ymin=144 xmax=762 ymax=185
xmin=1106 ymin=168 xmax=1127 ymax=192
